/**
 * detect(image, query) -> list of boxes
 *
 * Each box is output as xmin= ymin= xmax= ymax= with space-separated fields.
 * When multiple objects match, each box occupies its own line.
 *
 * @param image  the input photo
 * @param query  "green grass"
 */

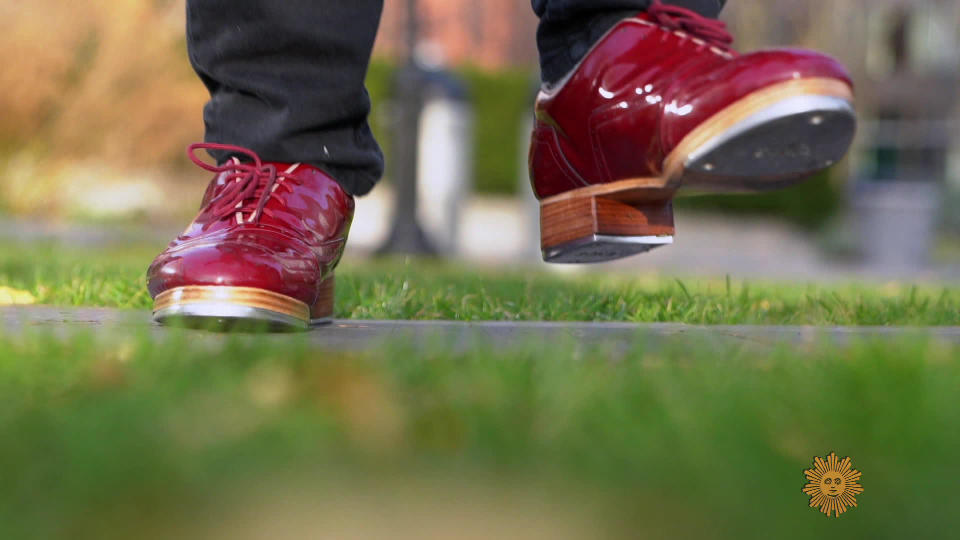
xmin=1 ymin=242 xmax=958 ymax=326
xmin=2 ymin=241 xmax=958 ymax=537
xmin=0 ymin=330 xmax=957 ymax=539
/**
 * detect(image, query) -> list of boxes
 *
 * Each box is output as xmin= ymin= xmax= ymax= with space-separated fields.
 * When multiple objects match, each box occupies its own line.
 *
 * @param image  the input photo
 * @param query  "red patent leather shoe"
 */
xmin=531 ymin=1 xmax=856 ymax=263
xmin=147 ymin=143 xmax=353 ymax=330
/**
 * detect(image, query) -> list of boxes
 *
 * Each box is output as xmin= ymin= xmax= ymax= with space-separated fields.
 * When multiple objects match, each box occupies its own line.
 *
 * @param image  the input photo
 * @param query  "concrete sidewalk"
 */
xmin=4 ymin=306 xmax=958 ymax=351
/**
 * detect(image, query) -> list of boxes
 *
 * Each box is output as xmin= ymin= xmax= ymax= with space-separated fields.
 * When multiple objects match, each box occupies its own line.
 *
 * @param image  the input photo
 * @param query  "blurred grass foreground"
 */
xmin=0 ymin=329 xmax=957 ymax=539
xmin=2 ymin=241 xmax=958 ymax=538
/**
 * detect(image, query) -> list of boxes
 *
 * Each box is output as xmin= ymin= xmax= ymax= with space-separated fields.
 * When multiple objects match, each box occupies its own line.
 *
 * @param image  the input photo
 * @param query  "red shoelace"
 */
xmin=648 ymin=0 xmax=734 ymax=49
xmin=188 ymin=143 xmax=300 ymax=225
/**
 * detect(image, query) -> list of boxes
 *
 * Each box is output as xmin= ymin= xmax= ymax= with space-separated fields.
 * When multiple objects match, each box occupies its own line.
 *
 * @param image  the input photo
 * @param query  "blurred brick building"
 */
xmin=374 ymin=0 xmax=539 ymax=69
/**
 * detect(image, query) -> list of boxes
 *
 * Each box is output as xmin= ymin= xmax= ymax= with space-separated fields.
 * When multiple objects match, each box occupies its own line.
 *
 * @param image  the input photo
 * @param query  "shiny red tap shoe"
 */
xmin=530 ymin=1 xmax=856 ymax=263
xmin=147 ymin=143 xmax=354 ymax=330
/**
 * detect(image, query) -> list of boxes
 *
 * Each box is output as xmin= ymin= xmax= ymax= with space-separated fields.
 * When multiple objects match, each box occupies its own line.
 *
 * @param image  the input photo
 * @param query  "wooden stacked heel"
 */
xmin=540 ymin=178 xmax=676 ymax=264
xmin=310 ymin=274 xmax=335 ymax=323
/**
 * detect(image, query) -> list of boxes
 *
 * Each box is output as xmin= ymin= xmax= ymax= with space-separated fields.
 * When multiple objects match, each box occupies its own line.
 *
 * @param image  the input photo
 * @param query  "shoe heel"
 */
xmin=540 ymin=180 xmax=675 ymax=264
xmin=310 ymin=274 xmax=335 ymax=324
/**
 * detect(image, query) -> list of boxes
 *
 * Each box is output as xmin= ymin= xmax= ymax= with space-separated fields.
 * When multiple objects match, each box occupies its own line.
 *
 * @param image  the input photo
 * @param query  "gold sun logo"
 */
xmin=803 ymin=452 xmax=864 ymax=517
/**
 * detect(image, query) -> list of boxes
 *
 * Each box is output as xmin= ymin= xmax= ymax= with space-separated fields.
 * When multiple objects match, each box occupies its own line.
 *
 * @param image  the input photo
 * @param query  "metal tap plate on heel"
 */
xmin=152 ymin=286 xmax=313 ymax=332
xmin=154 ymin=302 xmax=308 ymax=332
xmin=543 ymin=234 xmax=674 ymax=264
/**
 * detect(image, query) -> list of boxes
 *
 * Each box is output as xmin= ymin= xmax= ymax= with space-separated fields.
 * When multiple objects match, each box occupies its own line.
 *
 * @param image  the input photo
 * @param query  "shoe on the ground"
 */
xmin=147 ymin=143 xmax=353 ymax=331
xmin=530 ymin=0 xmax=856 ymax=263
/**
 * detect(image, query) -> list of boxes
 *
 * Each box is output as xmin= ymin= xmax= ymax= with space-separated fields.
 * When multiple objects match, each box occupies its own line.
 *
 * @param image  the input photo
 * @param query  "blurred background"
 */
xmin=1 ymin=4 xmax=958 ymax=539
xmin=0 ymin=0 xmax=958 ymax=279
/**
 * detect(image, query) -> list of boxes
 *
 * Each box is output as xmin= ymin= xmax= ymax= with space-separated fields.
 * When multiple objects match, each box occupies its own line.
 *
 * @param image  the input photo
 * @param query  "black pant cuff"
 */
xmin=538 ymin=9 xmax=639 ymax=86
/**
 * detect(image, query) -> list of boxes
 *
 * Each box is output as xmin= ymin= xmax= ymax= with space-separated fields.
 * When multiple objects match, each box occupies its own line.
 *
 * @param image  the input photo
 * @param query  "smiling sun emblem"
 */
xmin=803 ymin=452 xmax=864 ymax=517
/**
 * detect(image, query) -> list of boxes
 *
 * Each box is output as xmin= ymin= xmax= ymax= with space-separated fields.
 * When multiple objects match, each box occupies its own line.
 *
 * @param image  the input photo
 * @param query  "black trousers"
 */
xmin=187 ymin=0 xmax=726 ymax=196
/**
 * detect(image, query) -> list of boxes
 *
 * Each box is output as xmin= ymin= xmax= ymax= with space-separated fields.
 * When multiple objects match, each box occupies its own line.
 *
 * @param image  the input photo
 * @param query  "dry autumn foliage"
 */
xmin=0 ymin=0 xmax=207 ymax=216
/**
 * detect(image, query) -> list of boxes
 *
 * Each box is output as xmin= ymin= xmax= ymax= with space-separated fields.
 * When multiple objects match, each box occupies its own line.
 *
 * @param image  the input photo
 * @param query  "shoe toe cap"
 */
xmin=147 ymin=232 xmax=320 ymax=304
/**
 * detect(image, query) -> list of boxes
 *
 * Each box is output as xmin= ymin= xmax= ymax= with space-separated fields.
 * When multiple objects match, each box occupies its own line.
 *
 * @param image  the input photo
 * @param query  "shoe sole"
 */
xmin=541 ymin=77 xmax=855 ymax=264
xmin=152 ymin=275 xmax=335 ymax=332
xmin=663 ymin=77 xmax=856 ymax=191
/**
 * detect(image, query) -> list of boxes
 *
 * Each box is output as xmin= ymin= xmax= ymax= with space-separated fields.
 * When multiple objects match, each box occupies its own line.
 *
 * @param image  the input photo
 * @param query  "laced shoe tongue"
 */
xmin=188 ymin=143 xmax=298 ymax=226
xmin=647 ymin=0 xmax=734 ymax=49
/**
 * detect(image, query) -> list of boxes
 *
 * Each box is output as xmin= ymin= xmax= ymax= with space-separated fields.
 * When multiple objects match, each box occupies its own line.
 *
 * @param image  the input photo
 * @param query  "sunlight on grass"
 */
xmin=0 ymin=286 xmax=35 ymax=305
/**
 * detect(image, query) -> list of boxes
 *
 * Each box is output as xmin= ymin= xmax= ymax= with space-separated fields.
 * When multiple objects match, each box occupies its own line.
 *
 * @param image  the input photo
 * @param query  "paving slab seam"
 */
xmin=3 ymin=307 xmax=958 ymax=351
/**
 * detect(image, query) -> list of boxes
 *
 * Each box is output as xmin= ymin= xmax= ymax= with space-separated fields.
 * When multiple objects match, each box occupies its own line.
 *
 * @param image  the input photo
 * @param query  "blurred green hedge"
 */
xmin=367 ymin=61 xmax=533 ymax=195
xmin=366 ymin=61 xmax=842 ymax=228
xmin=674 ymin=170 xmax=843 ymax=230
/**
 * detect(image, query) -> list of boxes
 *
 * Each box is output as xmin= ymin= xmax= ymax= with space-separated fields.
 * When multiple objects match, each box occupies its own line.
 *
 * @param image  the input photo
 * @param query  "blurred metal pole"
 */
xmin=377 ymin=0 xmax=436 ymax=256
